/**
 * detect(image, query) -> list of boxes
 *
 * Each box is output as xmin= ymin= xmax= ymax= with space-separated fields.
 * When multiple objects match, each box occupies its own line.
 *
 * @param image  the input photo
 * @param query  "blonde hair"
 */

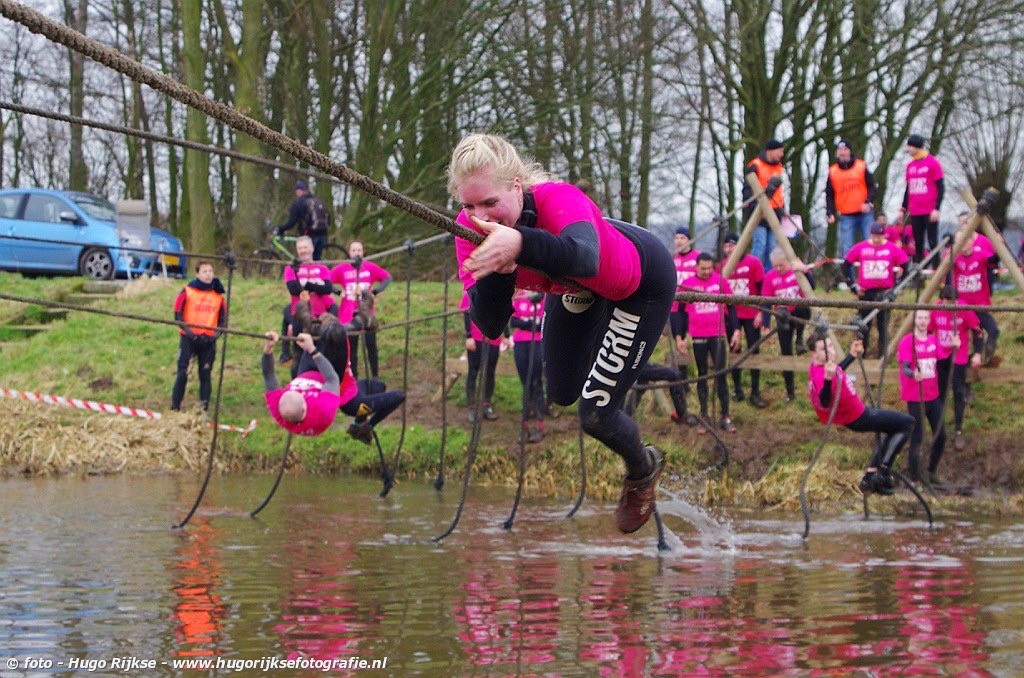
xmin=769 ymin=247 xmax=787 ymax=266
xmin=446 ymin=133 xmax=556 ymax=200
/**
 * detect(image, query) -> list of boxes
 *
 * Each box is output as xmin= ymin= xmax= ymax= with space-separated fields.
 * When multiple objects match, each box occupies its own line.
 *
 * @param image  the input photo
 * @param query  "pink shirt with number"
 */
xmin=672 ymin=249 xmax=701 ymax=312
xmin=845 ymin=241 xmax=908 ymax=290
xmin=511 ymin=293 xmax=544 ymax=343
xmin=761 ymin=268 xmax=803 ymax=312
xmin=283 ymin=262 xmax=335 ymax=316
xmin=897 ymin=333 xmax=940 ymax=402
xmin=929 ymin=303 xmax=981 ymax=365
xmin=952 ymin=234 xmax=995 ymax=305
xmin=265 ymin=371 xmax=344 ymax=437
xmin=330 ymin=260 xmax=389 ymax=323
xmin=905 ymin=154 xmax=944 ymax=215
xmin=720 ymin=254 xmax=764 ymax=320
xmin=683 ymin=273 xmax=733 ymax=338
xmin=808 ymin=363 xmax=865 ymax=426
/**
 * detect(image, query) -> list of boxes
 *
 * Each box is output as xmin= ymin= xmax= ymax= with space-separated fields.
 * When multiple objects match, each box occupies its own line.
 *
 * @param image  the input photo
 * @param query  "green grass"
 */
xmin=1 ymin=270 xmax=1022 ymax=509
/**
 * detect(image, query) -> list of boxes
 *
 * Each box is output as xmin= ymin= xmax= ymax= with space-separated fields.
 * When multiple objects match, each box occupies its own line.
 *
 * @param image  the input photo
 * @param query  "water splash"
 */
xmin=656 ymin=487 xmax=736 ymax=553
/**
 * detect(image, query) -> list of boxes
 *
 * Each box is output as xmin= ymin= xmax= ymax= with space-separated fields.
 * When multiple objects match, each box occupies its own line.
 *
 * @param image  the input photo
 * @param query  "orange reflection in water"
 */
xmin=171 ymin=519 xmax=227 ymax=657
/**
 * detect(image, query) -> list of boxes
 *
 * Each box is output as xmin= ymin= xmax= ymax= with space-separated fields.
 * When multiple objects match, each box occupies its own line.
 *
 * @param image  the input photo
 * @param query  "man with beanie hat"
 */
xmin=899 ymin=134 xmax=945 ymax=263
xmin=825 ymin=138 xmax=877 ymax=260
xmin=742 ymin=138 xmax=786 ymax=270
xmin=720 ymin=232 xmax=767 ymax=407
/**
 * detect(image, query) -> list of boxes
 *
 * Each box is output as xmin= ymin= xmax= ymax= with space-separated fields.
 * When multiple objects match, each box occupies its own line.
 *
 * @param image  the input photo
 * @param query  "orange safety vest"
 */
xmin=181 ymin=286 xmax=225 ymax=336
xmin=748 ymin=157 xmax=785 ymax=210
xmin=828 ymin=159 xmax=869 ymax=215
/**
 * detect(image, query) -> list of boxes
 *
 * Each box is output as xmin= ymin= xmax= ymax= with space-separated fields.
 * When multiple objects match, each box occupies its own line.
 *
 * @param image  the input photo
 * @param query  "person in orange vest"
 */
xmin=825 ymin=138 xmax=877 ymax=267
xmin=171 ymin=261 xmax=227 ymax=411
xmin=742 ymin=138 xmax=786 ymax=270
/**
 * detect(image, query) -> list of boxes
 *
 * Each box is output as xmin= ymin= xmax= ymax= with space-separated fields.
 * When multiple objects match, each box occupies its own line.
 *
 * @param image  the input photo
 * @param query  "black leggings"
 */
xmin=951 ymin=363 xmax=969 ymax=431
xmin=171 ymin=335 xmax=215 ymax=410
xmin=543 ymin=225 xmax=676 ymax=477
xmin=906 ymin=398 xmax=946 ymax=476
xmin=466 ymin=341 xmax=500 ymax=406
xmin=730 ymin=317 xmax=761 ymax=397
xmin=692 ymin=336 xmax=729 ymax=417
xmin=856 ymin=288 xmax=890 ymax=353
xmin=977 ymin=310 xmax=1000 ymax=357
xmin=363 ymin=330 xmax=380 ymax=378
xmin=846 ymin=406 xmax=916 ymax=468
xmin=513 ymin=340 xmax=545 ymax=421
xmin=910 ymin=213 xmax=938 ymax=263
xmin=777 ymin=306 xmax=810 ymax=396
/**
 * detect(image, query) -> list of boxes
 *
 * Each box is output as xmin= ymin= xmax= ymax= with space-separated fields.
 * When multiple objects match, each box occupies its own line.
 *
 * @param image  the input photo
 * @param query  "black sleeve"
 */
xmin=902 ymin=186 xmax=909 ymax=210
xmin=934 ymin=178 xmax=945 ymax=210
xmin=819 ymin=378 xmax=834 ymax=408
xmin=286 ymin=279 xmax=303 ymax=296
xmin=278 ymin=198 xmax=305 ymax=232
xmin=670 ymin=310 xmax=686 ymax=339
xmin=865 ymin=167 xmax=877 ymax=203
xmin=174 ymin=308 xmax=195 ymax=337
xmin=262 ymin=353 xmax=280 ymax=392
xmin=900 ymin=360 xmax=916 ymax=378
xmin=824 ymin=180 xmax=836 ymax=217
xmin=839 ymin=354 xmax=856 ymax=371
xmin=371 ymin=276 xmax=392 ymax=295
xmin=467 ymin=271 xmax=517 ymax=340
xmin=725 ymin=304 xmax=738 ymax=335
xmin=515 ymin=221 xmax=599 ymax=279
xmin=463 ymin=312 xmax=472 ymax=339
xmin=509 ymin=315 xmax=538 ymax=331
xmin=303 ymin=279 xmax=334 ymax=295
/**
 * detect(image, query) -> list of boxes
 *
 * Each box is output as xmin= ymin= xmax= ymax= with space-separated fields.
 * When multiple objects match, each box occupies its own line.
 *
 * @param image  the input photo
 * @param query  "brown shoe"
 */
xmin=615 ymin=446 xmax=664 ymax=534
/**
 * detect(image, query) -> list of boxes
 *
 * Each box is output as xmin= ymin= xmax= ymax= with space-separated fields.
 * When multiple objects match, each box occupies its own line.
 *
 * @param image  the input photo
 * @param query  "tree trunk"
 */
xmin=181 ymin=0 xmax=216 ymax=253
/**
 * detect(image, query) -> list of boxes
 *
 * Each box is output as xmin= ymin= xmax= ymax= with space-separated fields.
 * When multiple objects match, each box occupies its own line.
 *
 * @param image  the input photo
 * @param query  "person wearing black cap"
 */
xmin=898 ymin=134 xmax=944 ymax=263
xmin=742 ymin=138 xmax=786 ymax=270
xmin=825 ymin=139 xmax=877 ymax=262
xmin=276 ymin=180 xmax=332 ymax=261
xmin=720 ymin=232 xmax=767 ymax=407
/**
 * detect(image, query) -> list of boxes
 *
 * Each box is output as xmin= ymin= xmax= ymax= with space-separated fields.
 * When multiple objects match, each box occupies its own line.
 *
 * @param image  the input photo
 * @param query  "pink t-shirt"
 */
xmin=845 ymin=240 xmax=909 ymax=290
xmin=929 ymin=302 xmax=981 ymax=365
xmin=330 ymin=260 xmax=389 ymax=323
xmin=511 ymin=292 xmax=544 ymax=343
xmin=683 ymin=272 xmax=733 ymax=338
xmin=265 ymin=371 xmax=344 ymax=437
xmin=897 ymin=333 xmax=940 ymax=402
xmin=460 ymin=292 xmax=502 ymax=346
xmin=807 ymin=363 xmax=865 ymax=426
xmin=905 ymin=153 xmax=944 ymax=215
xmin=952 ymin=234 xmax=995 ymax=305
xmin=672 ymin=249 xmax=701 ymax=312
xmin=720 ymin=254 xmax=764 ymax=319
xmin=283 ymin=261 xmax=335 ymax=316
xmin=455 ymin=182 xmax=642 ymax=301
xmin=761 ymin=268 xmax=803 ymax=311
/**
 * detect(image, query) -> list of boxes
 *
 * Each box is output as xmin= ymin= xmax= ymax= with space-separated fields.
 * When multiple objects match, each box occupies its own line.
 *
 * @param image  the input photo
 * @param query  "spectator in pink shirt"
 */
xmin=897 ymin=310 xmax=945 ymax=484
xmin=845 ymin=221 xmax=908 ymax=356
xmin=898 ymin=134 xmax=944 ymax=264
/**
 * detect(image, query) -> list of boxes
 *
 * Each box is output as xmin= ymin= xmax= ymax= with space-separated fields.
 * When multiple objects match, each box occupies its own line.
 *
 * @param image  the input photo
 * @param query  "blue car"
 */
xmin=0 ymin=188 xmax=186 ymax=280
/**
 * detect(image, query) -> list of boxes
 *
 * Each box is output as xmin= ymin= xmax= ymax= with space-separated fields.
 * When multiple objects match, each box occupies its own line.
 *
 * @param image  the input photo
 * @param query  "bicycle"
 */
xmin=240 ymin=233 xmax=348 ymax=278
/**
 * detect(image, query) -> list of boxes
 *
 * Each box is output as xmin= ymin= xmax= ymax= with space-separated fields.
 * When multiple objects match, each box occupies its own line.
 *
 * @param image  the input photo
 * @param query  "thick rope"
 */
xmin=0 ymin=1 xmax=475 ymax=243
xmin=503 ymin=297 xmax=543 ymax=531
xmin=372 ymin=429 xmax=395 ymax=497
xmin=799 ymin=352 xmax=843 ymax=540
xmin=249 ymin=433 xmax=293 ymax=518
xmin=565 ymin=424 xmax=588 ymax=519
xmin=173 ymin=261 xmax=236 ymax=528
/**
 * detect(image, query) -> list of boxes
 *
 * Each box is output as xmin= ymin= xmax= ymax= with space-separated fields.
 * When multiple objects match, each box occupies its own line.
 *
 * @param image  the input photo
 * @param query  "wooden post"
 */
xmin=961 ymin=188 xmax=1024 ymax=292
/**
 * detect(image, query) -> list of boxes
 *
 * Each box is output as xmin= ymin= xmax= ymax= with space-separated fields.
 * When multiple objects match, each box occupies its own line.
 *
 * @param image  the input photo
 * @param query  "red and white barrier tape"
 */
xmin=0 ymin=387 xmax=257 ymax=436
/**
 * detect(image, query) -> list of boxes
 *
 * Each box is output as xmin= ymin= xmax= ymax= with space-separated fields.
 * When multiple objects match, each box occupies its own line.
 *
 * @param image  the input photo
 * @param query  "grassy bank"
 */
xmin=2 ymin=270 xmax=1023 ymax=516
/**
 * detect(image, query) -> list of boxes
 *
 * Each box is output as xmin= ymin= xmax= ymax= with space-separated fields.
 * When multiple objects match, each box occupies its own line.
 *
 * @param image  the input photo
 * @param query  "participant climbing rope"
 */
xmin=448 ymin=133 xmax=675 ymax=535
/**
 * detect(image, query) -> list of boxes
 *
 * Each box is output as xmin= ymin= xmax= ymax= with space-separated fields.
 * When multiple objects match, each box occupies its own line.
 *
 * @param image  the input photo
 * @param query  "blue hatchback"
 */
xmin=0 ymin=188 xmax=186 ymax=280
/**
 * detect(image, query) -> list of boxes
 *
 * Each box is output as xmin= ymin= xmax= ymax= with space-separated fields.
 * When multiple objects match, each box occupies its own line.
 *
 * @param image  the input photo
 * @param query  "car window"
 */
xmin=71 ymin=194 xmax=117 ymax=221
xmin=0 ymin=194 xmax=21 ymax=218
xmin=23 ymin=195 xmax=73 ymax=224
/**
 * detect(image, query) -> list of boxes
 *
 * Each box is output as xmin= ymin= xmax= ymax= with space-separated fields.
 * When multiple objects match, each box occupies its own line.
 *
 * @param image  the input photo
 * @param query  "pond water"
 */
xmin=1 ymin=475 xmax=1022 ymax=676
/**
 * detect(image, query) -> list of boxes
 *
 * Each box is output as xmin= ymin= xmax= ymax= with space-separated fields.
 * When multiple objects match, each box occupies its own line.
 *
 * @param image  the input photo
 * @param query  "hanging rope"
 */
xmin=248 ymin=434 xmax=293 ymax=518
xmin=380 ymin=239 xmax=418 ymax=497
xmin=503 ymin=296 xmax=543 ymax=531
xmin=565 ymin=425 xmax=587 ymax=519
xmin=173 ymin=259 xmax=237 ymax=529
xmin=434 ymin=239 xmax=454 ymax=491
xmin=799 ymin=347 xmax=843 ymax=540
xmin=371 ymin=429 xmax=395 ymax=497
xmin=433 ymin=342 xmax=492 ymax=542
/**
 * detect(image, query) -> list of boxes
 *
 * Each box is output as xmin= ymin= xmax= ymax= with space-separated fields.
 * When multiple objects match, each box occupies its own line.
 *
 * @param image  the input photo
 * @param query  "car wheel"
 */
xmin=79 ymin=247 xmax=114 ymax=280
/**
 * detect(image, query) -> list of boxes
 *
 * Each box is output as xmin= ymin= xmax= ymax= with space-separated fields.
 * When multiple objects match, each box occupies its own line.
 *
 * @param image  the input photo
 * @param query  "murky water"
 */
xmin=1 ymin=475 xmax=1022 ymax=676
